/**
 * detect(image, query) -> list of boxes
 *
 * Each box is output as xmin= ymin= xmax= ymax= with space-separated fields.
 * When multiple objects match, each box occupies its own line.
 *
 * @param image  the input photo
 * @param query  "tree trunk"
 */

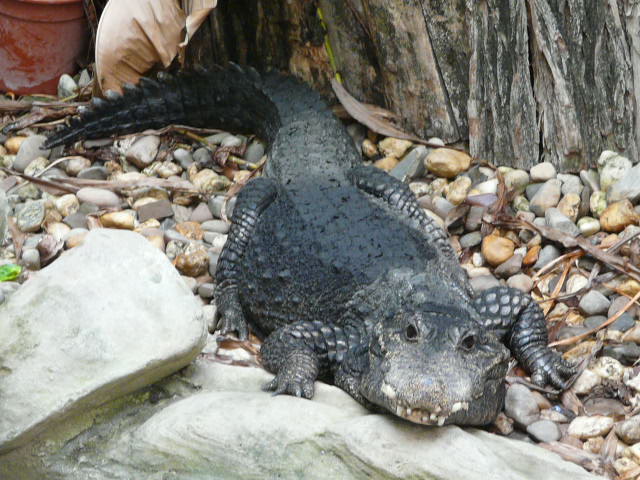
xmin=187 ymin=0 xmax=640 ymax=172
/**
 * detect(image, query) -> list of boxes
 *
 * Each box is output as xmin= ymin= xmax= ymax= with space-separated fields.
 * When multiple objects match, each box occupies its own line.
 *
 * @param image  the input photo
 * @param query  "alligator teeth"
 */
xmin=451 ymin=401 xmax=469 ymax=413
xmin=406 ymin=408 xmax=412 ymax=416
xmin=437 ymin=416 xmax=446 ymax=426
xmin=430 ymin=413 xmax=438 ymax=422
xmin=382 ymin=382 xmax=397 ymax=401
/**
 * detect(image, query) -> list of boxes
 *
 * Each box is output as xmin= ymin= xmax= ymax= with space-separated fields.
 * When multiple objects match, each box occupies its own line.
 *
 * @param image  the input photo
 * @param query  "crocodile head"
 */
xmin=350 ymin=269 xmax=510 ymax=426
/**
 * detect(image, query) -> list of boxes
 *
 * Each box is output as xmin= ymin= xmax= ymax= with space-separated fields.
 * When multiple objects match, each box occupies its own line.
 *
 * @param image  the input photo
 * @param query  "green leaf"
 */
xmin=0 ymin=264 xmax=21 ymax=282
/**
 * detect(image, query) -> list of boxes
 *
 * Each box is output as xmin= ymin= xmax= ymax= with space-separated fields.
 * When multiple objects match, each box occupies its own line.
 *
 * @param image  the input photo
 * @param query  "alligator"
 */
xmin=46 ymin=66 xmax=575 ymax=426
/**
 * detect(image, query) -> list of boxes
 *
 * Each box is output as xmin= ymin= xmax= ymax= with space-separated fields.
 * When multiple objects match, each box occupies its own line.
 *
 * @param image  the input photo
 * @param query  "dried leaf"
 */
xmin=2 ymin=106 xmax=79 ymax=134
xmin=331 ymin=79 xmax=426 ymax=143
xmin=95 ymin=0 xmax=216 ymax=93
xmin=180 ymin=0 xmax=218 ymax=47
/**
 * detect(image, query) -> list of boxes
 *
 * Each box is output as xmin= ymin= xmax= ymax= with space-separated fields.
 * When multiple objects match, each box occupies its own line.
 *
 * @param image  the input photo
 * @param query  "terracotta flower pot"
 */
xmin=0 ymin=0 xmax=88 ymax=95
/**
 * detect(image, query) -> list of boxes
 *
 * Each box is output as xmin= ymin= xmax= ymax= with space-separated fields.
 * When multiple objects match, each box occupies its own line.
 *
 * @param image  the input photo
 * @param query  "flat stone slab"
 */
xmin=0 ymin=229 xmax=206 ymax=453
xmin=106 ymin=361 xmax=597 ymax=480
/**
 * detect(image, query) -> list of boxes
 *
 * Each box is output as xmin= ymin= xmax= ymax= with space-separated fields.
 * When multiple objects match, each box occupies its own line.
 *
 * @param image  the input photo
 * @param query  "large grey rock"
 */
xmin=8 ymin=358 xmax=593 ymax=480
xmin=0 ymin=352 xmax=598 ymax=479
xmin=0 ymin=229 xmax=206 ymax=453
xmin=0 ymin=189 xmax=7 ymax=245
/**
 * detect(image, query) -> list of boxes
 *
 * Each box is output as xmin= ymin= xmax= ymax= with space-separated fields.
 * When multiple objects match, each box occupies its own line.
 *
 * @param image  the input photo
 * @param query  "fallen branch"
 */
xmin=1 ymin=167 xmax=197 ymax=195
xmin=525 ymin=220 xmax=640 ymax=284
xmin=549 ymin=289 xmax=640 ymax=347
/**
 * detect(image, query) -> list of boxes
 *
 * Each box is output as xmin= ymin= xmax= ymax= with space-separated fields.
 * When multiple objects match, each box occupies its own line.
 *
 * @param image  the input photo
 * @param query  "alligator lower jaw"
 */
xmin=394 ymin=401 xmax=470 ymax=426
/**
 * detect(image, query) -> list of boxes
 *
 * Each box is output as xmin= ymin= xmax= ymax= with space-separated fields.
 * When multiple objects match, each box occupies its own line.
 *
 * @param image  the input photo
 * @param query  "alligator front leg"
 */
xmin=261 ymin=321 xmax=358 ymax=398
xmin=472 ymin=286 xmax=576 ymax=389
xmin=215 ymin=177 xmax=277 ymax=340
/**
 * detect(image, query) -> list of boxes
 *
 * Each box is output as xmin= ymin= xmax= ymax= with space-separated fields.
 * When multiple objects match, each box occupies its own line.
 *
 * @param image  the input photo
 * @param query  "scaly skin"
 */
xmin=46 ymin=65 xmax=575 ymax=426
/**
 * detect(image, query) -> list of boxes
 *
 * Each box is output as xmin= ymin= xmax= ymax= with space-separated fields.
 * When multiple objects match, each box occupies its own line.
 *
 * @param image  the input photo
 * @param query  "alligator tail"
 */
xmin=44 ymin=66 xmax=281 ymax=149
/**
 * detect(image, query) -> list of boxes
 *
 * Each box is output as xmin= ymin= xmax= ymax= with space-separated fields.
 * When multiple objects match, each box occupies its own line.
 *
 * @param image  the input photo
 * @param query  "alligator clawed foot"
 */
xmin=217 ymin=310 xmax=249 ymax=341
xmin=262 ymin=375 xmax=315 ymax=399
xmin=530 ymin=351 xmax=577 ymax=391
xmin=261 ymin=351 xmax=318 ymax=399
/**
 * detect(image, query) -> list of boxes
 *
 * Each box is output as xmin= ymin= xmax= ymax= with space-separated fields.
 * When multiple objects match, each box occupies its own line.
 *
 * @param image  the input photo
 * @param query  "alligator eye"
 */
xmin=405 ymin=324 xmax=419 ymax=341
xmin=461 ymin=333 xmax=476 ymax=351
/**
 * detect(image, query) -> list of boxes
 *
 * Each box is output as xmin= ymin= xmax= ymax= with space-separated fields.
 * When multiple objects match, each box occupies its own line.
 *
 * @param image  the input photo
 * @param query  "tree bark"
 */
xmin=187 ymin=0 xmax=640 ymax=172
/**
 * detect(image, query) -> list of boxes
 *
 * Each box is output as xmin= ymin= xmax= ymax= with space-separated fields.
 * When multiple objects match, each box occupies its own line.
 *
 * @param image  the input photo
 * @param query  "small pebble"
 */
xmin=557 ymin=173 xmax=583 ymax=196
xmin=63 ymin=212 xmax=88 ymax=230
xmin=13 ymin=135 xmax=50 ymax=172
xmin=504 ymin=169 xmax=530 ymax=192
xmin=389 ymin=146 xmax=427 ymax=182
xmin=201 ymin=219 xmax=230 ymax=234
xmin=526 ymin=420 xmax=561 ymax=443
xmin=494 ymin=254 xmax=523 ymax=278
xmin=361 ymin=139 xmax=378 ymax=159
xmin=529 ymin=179 xmax=562 ymax=216
xmin=505 ymin=384 xmax=540 ymax=427
xmin=590 ymin=191 xmax=607 ymax=218
xmin=583 ymin=315 xmax=607 ymax=330
xmin=506 ymin=274 xmax=533 ymax=293
xmin=566 ymin=274 xmax=589 ymax=294
xmin=590 ymin=356 xmax=624 ymax=381
xmin=607 ymin=163 xmax=640 ymax=203
xmin=567 ymin=415 xmax=614 ymax=439
xmin=598 ymin=150 xmax=631 ymax=192
xmin=175 ymin=221 xmax=204 ymax=241
xmin=602 ymin=343 xmax=640 ymax=365
xmin=190 ymin=203 xmax=213 ymax=223
xmin=481 ymin=235 xmax=515 ymax=267
xmin=100 ymin=211 xmax=135 ymax=230
xmin=22 ymin=248 xmax=40 ymax=270
xmin=5 ymin=136 xmax=26 ymax=154
xmin=17 ymin=200 xmax=46 ymax=233
xmin=174 ymin=244 xmax=209 ymax=277
xmin=600 ymin=199 xmax=639 ymax=233
xmin=54 ymin=194 xmax=79 ymax=217
xmin=77 ymin=187 xmax=121 ymax=208
xmin=198 ymin=283 xmax=215 ymax=299
xmin=57 ymin=73 xmax=78 ymax=97
xmin=469 ymin=275 xmax=500 ymax=292
xmin=556 ymin=193 xmax=581 ymax=222
xmin=378 ymin=137 xmax=413 ymax=158
xmin=530 ymin=162 xmax=556 ymax=182
xmin=577 ymin=217 xmax=600 ymax=236
xmin=245 ymin=140 xmax=266 ymax=164
xmin=64 ymin=156 xmax=91 ymax=176
xmin=424 ymin=148 xmax=471 ymax=178
xmin=545 ymin=208 xmax=579 ymax=236
xmin=579 ymin=290 xmax=611 ymax=316
xmin=459 ymin=231 xmax=482 ymax=249
xmin=192 ymin=169 xmax=231 ymax=195
xmin=373 ymin=156 xmax=399 ymax=171
xmin=532 ymin=244 xmax=560 ymax=270
xmin=126 ymin=135 xmax=160 ymax=169
xmin=221 ymin=135 xmax=243 ymax=148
